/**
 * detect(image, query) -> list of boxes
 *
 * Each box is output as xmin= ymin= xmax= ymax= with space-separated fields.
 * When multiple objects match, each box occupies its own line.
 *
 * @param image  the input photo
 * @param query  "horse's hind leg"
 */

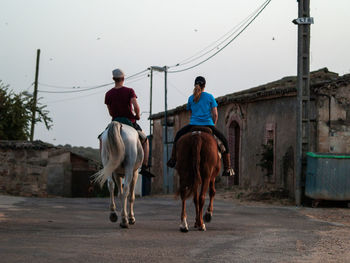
xmin=108 ymin=175 xmax=118 ymax=223
xmin=119 ymin=168 xmax=132 ymax=228
xmin=128 ymin=170 xmax=139 ymax=225
xmin=204 ymin=177 xmax=216 ymax=223
xmin=197 ymin=176 xmax=210 ymax=231
xmin=179 ymin=189 xmax=189 ymax=233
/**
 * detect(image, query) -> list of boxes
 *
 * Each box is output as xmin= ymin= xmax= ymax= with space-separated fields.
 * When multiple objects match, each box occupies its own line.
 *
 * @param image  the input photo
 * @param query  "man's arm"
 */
xmin=131 ymin=97 xmax=140 ymax=120
xmin=211 ymin=107 xmax=218 ymax=125
xmin=107 ymin=104 xmax=113 ymax=118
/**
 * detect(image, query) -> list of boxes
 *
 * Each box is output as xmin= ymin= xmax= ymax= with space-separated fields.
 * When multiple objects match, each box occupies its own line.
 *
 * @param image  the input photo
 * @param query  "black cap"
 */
xmin=194 ymin=76 xmax=206 ymax=87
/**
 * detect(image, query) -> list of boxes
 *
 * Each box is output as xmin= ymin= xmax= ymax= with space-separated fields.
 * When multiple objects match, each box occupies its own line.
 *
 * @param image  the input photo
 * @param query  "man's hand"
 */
xmin=131 ymin=97 xmax=141 ymax=120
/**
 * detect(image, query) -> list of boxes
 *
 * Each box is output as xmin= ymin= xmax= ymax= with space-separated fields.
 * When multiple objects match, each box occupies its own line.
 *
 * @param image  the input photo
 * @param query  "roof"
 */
xmin=0 ymin=140 xmax=101 ymax=166
xmin=0 ymin=140 xmax=56 ymax=150
xmin=150 ymin=68 xmax=341 ymax=120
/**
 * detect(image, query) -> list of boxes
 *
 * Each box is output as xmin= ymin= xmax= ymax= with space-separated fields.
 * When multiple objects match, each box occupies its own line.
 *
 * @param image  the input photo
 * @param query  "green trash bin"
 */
xmin=305 ymin=152 xmax=350 ymax=201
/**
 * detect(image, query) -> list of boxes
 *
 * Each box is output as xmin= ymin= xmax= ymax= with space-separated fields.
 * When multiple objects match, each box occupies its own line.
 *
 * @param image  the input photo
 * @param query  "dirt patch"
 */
xmin=214 ymin=187 xmax=350 ymax=263
xmin=215 ymin=187 xmax=295 ymax=206
xmin=294 ymin=227 xmax=350 ymax=263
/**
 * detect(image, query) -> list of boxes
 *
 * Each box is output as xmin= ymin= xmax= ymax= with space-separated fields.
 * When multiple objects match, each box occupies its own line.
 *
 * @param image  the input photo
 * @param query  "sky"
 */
xmin=1 ymin=0 xmax=350 ymax=148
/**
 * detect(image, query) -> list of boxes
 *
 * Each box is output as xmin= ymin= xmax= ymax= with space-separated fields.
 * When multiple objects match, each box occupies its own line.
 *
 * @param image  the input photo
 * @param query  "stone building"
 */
xmin=149 ymin=68 xmax=350 ymax=198
xmin=0 ymin=140 xmax=101 ymax=197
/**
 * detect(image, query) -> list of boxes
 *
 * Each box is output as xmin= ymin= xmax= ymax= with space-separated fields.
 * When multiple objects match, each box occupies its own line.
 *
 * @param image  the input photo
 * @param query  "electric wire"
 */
xmin=46 ymin=73 xmax=149 ymax=104
xmin=46 ymin=89 xmax=105 ymax=104
xmin=37 ymin=1 xmax=271 ymax=100
xmin=169 ymin=1 xmax=267 ymax=68
xmin=168 ymin=0 xmax=272 ymax=73
xmin=38 ymin=68 xmax=148 ymax=93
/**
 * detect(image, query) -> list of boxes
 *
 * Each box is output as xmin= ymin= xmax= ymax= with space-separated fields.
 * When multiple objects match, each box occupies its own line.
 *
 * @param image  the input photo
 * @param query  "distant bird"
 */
xmin=272 ymin=37 xmax=275 ymax=40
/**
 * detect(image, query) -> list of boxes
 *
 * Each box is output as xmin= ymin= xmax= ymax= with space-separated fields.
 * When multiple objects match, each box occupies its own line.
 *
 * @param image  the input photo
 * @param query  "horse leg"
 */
xmin=197 ymin=177 xmax=210 ymax=231
xmin=204 ymin=177 xmax=216 ymax=223
xmin=128 ymin=170 xmax=139 ymax=225
xmin=119 ymin=169 xmax=132 ymax=229
xmin=107 ymin=176 xmax=118 ymax=223
xmin=179 ymin=189 xmax=189 ymax=232
xmin=193 ymin=184 xmax=200 ymax=229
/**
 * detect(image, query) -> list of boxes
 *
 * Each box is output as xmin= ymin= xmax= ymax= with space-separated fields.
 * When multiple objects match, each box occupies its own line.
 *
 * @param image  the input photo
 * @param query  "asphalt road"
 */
xmin=0 ymin=194 xmax=343 ymax=263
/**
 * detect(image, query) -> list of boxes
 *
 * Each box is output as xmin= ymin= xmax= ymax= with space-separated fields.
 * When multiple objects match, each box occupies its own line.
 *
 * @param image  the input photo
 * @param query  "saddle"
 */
xmin=189 ymin=126 xmax=225 ymax=155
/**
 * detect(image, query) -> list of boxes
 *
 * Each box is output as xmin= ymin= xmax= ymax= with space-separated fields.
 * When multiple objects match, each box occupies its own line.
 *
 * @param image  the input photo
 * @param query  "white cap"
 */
xmin=112 ymin=68 xmax=125 ymax=78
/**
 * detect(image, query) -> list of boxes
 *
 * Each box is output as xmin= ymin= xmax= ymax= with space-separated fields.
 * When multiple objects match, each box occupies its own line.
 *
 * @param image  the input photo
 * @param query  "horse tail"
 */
xmin=192 ymin=132 xmax=202 ymax=191
xmin=175 ymin=133 xmax=202 ymax=200
xmin=92 ymin=122 xmax=125 ymax=188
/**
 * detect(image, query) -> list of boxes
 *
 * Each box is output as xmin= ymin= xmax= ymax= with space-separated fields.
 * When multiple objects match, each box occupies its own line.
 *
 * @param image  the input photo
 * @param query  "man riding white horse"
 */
xmin=103 ymin=68 xmax=154 ymax=178
xmin=93 ymin=68 xmax=154 ymax=228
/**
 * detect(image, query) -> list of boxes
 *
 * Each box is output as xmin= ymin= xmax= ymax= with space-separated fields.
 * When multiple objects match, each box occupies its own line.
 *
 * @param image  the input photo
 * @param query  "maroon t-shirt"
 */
xmin=104 ymin=86 xmax=137 ymax=123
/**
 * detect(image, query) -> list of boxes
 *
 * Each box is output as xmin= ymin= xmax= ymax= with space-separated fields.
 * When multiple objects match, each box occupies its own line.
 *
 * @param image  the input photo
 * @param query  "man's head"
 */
xmin=112 ymin=68 xmax=125 ymax=83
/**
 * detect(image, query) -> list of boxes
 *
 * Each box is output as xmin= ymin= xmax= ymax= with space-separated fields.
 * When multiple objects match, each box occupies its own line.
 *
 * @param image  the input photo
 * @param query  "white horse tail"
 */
xmin=92 ymin=121 xmax=126 ymax=187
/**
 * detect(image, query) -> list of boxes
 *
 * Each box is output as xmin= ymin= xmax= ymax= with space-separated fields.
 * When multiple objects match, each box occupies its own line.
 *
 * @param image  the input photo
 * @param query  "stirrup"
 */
xmin=167 ymin=158 xmax=176 ymax=168
xmin=140 ymin=165 xmax=155 ymax=178
xmin=222 ymin=168 xmax=234 ymax=177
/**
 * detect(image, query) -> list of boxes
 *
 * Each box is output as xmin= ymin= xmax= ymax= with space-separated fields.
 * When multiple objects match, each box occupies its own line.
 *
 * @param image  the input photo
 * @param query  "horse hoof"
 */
xmin=120 ymin=222 xmax=129 ymax=229
xmin=204 ymin=212 xmax=212 ymax=223
xmin=109 ymin=212 xmax=118 ymax=223
xmin=129 ymin=217 xmax=136 ymax=225
xmin=180 ymin=226 xmax=189 ymax=233
xmin=198 ymin=224 xmax=206 ymax=231
xmin=120 ymin=218 xmax=129 ymax=228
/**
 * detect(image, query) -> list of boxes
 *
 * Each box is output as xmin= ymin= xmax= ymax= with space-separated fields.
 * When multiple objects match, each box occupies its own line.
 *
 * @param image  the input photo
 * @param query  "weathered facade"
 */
xmin=0 ymin=140 xmax=101 ymax=197
xmin=149 ymin=68 xmax=350 ymax=198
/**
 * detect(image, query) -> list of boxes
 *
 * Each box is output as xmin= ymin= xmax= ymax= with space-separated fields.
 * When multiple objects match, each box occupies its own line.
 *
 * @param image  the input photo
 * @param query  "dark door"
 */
xmin=229 ymin=121 xmax=240 ymax=185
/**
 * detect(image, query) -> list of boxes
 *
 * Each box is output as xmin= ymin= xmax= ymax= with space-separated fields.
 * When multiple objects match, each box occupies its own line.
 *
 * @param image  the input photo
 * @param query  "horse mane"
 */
xmin=92 ymin=121 xmax=126 ymax=187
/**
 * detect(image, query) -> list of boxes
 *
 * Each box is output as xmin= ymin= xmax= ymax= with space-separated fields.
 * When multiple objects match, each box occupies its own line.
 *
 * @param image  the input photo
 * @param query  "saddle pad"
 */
xmin=189 ymin=126 xmax=213 ymax=134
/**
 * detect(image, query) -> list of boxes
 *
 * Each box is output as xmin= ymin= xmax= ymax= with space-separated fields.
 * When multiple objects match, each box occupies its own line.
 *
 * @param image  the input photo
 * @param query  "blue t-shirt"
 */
xmin=187 ymin=92 xmax=218 ymax=126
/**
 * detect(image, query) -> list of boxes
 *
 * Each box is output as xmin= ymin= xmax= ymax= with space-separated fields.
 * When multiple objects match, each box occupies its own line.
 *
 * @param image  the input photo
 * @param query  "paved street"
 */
xmin=0 ymin=194 xmax=349 ymax=263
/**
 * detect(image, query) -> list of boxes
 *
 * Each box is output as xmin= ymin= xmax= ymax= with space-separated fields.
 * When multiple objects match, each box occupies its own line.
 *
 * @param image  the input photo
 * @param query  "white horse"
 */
xmin=92 ymin=121 xmax=143 ymax=228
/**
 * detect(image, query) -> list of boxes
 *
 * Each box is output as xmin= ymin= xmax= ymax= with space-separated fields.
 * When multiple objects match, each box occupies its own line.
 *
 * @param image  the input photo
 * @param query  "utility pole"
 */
xmin=293 ymin=0 xmax=313 ymax=206
xmin=149 ymin=66 xmax=170 ymax=193
xmin=30 ymin=49 xmax=41 ymax=142
xmin=164 ymin=66 xmax=168 ymax=162
xmin=149 ymin=68 xmax=153 ymax=135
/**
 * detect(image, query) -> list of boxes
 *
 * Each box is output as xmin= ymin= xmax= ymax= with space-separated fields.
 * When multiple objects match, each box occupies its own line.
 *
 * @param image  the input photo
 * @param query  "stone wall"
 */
xmin=0 ymin=148 xmax=49 ymax=197
xmin=315 ymin=81 xmax=350 ymax=153
xmin=0 ymin=141 xmax=100 ymax=197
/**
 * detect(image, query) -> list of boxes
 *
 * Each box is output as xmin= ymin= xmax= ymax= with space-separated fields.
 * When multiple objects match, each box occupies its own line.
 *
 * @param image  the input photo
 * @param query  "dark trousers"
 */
xmin=173 ymin=125 xmax=229 ymax=153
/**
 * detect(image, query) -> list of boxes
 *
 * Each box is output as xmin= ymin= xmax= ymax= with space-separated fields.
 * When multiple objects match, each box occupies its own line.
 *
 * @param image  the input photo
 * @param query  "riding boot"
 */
xmin=222 ymin=152 xmax=235 ymax=177
xmin=140 ymin=164 xmax=155 ymax=178
xmin=166 ymin=143 xmax=177 ymax=168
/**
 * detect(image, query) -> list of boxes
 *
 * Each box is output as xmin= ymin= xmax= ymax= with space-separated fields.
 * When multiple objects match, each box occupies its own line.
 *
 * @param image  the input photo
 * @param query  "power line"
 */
xmin=156 ymin=72 xmax=187 ymax=98
xmin=169 ymin=1 xmax=268 ymax=68
xmin=45 ymin=72 xmax=149 ymax=103
xmin=46 ymin=89 xmax=105 ymax=104
xmin=38 ymin=82 xmax=112 ymax=93
xmin=38 ymin=68 xmax=148 ymax=93
xmin=124 ymin=73 xmax=149 ymax=85
xmin=168 ymin=0 xmax=272 ymax=73
xmin=36 ymin=1 xmax=271 ymax=97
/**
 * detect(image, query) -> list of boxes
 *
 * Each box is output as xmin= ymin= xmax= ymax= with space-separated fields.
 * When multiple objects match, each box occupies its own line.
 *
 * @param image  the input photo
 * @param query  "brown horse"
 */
xmin=175 ymin=127 xmax=221 ymax=232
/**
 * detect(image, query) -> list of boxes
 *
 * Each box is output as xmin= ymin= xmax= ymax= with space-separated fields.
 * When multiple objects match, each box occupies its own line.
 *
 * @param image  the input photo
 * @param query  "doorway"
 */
xmin=228 ymin=121 xmax=240 ymax=185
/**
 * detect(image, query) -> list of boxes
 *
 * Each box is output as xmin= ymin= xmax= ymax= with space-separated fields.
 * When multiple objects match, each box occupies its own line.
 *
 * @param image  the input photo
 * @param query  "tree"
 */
xmin=0 ymin=80 xmax=52 ymax=140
